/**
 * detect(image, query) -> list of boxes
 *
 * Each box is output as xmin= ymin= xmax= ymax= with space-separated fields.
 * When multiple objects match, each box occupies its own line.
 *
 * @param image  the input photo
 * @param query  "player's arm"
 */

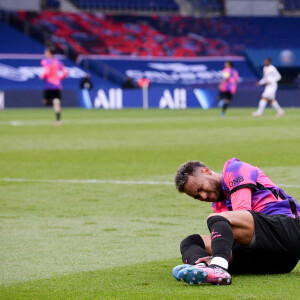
xmin=40 ymin=59 xmax=48 ymax=80
xmin=223 ymin=159 xmax=257 ymax=211
xmin=235 ymin=70 xmax=239 ymax=82
xmin=257 ymin=68 xmax=266 ymax=86
xmin=59 ymin=63 xmax=68 ymax=80
xmin=218 ymin=70 xmax=228 ymax=89
xmin=273 ymin=67 xmax=282 ymax=82
xmin=222 ymin=70 xmax=230 ymax=82
xmin=257 ymin=77 xmax=266 ymax=86
xmin=230 ymin=188 xmax=252 ymax=210
xmin=40 ymin=65 xmax=49 ymax=80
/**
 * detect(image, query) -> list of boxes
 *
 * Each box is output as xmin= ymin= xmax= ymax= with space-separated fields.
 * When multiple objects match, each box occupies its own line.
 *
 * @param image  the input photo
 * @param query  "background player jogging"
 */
xmin=40 ymin=46 xmax=68 ymax=125
xmin=217 ymin=61 xmax=239 ymax=117
xmin=172 ymin=158 xmax=300 ymax=285
xmin=252 ymin=58 xmax=284 ymax=118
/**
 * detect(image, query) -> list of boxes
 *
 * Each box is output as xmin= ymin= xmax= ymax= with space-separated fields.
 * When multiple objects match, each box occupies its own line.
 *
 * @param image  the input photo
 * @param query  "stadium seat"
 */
xmin=7 ymin=11 xmax=300 ymax=59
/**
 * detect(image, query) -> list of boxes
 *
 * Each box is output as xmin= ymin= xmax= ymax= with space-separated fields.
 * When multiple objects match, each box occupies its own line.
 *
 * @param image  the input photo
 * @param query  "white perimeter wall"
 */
xmin=226 ymin=0 xmax=279 ymax=16
xmin=0 ymin=0 xmax=41 ymax=11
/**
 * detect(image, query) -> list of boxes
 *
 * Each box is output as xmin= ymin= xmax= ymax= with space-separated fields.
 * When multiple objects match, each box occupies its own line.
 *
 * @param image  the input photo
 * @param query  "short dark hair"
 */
xmin=174 ymin=160 xmax=207 ymax=193
xmin=265 ymin=57 xmax=272 ymax=63
xmin=47 ymin=45 xmax=56 ymax=55
xmin=227 ymin=61 xmax=234 ymax=68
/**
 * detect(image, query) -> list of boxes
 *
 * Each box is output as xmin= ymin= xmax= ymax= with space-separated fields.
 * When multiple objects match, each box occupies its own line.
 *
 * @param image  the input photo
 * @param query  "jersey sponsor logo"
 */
xmin=229 ymin=176 xmax=244 ymax=187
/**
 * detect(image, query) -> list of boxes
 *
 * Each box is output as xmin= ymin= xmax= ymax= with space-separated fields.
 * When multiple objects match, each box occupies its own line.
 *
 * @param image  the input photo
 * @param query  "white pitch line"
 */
xmin=0 ymin=178 xmax=300 ymax=188
xmin=0 ymin=178 xmax=174 ymax=185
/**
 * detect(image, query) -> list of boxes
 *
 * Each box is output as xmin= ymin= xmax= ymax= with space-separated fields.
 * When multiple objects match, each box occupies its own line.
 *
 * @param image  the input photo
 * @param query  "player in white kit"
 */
xmin=252 ymin=58 xmax=284 ymax=117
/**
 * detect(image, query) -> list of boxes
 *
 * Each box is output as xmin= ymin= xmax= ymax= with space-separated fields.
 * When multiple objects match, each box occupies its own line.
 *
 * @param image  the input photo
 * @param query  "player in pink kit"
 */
xmin=40 ymin=46 xmax=68 ymax=125
xmin=217 ymin=61 xmax=239 ymax=117
xmin=172 ymin=158 xmax=300 ymax=285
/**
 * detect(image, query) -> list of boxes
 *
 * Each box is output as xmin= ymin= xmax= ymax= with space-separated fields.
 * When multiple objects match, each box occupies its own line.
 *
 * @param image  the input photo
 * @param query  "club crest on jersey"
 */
xmin=229 ymin=176 xmax=244 ymax=187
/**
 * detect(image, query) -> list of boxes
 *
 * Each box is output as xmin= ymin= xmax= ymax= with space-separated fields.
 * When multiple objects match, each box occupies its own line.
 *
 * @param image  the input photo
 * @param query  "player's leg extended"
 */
xmin=53 ymin=98 xmax=61 ymax=125
xmin=221 ymin=98 xmax=230 ymax=117
xmin=252 ymin=98 xmax=267 ymax=117
xmin=270 ymin=99 xmax=284 ymax=117
xmin=217 ymin=92 xmax=224 ymax=107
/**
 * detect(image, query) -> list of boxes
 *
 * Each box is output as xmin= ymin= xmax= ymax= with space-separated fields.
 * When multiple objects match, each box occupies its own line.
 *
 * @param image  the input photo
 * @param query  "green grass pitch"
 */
xmin=0 ymin=108 xmax=299 ymax=299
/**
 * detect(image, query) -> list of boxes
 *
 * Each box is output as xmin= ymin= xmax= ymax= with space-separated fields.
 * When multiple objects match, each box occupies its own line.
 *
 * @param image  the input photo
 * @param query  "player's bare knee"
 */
xmin=53 ymin=99 xmax=61 ymax=112
xmin=207 ymin=211 xmax=254 ymax=233
xmin=53 ymin=98 xmax=60 ymax=105
xmin=207 ymin=212 xmax=217 ymax=219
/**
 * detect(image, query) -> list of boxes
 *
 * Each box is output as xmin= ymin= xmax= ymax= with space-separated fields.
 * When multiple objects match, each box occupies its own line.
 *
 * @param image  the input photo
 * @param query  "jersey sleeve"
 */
xmin=258 ymin=67 xmax=266 ymax=85
xmin=230 ymin=188 xmax=252 ymax=210
xmin=272 ymin=66 xmax=281 ymax=83
xmin=223 ymin=159 xmax=257 ymax=211
xmin=41 ymin=59 xmax=47 ymax=67
xmin=40 ymin=64 xmax=49 ymax=79
xmin=234 ymin=70 xmax=239 ymax=81
xmin=59 ymin=62 xmax=68 ymax=80
xmin=223 ymin=158 xmax=258 ymax=194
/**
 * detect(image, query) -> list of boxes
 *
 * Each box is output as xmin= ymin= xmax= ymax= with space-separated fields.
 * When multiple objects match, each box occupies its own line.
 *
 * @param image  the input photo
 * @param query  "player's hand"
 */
xmin=255 ymin=82 xmax=260 ymax=86
xmin=195 ymin=256 xmax=212 ymax=265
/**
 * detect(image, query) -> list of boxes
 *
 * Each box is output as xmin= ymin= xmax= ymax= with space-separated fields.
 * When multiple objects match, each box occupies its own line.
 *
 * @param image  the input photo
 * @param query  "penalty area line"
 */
xmin=0 ymin=178 xmax=300 ymax=188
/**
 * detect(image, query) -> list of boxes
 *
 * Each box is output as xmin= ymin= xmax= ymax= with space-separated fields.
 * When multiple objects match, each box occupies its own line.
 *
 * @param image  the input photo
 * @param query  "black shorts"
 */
xmin=43 ymin=89 xmax=61 ymax=106
xmin=218 ymin=91 xmax=233 ymax=101
xmin=230 ymin=211 xmax=300 ymax=274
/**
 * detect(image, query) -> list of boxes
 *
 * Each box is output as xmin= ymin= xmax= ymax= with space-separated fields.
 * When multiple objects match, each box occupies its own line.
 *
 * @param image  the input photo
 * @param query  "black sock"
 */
xmin=56 ymin=112 xmax=61 ymax=121
xmin=180 ymin=234 xmax=209 ymax=264
xmin=222 ymin=103 xmax=229 ymax=113
xmin=207 ymin=215 xmax=234 ymax=262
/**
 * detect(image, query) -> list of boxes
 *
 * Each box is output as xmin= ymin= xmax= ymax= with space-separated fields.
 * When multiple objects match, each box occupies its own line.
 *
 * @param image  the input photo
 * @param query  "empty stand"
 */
xmin=6 ymin=11 xmax=300 ymax=59
xmin=0 ymin=21 xmax=44 ymax=53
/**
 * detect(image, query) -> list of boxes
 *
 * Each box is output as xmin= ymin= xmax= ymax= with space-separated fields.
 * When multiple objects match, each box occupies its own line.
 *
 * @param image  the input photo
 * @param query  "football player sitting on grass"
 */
xmin=172 ymin=158 xmax=300 ymax=285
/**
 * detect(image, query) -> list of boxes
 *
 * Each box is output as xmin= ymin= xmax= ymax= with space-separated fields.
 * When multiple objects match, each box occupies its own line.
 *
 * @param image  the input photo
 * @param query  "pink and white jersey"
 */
xmin=40 ymin=58 xmax=68 ymax=90
xmin=212 ymin=158 xmax=300 ymax=219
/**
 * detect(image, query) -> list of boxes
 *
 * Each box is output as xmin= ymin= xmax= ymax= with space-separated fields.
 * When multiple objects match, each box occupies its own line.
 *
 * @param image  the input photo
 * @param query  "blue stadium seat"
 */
xmin=47 ymin=0 xmax=60 ymax=9
xmin=284 ymin=0 xmax=300 ymax=10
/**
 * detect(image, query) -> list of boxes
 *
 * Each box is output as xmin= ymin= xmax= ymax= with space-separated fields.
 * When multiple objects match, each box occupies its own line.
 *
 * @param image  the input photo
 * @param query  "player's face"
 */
xmin=45 ymin=50 xmax=51 ymax=58
xmin=184 ymin=168 xmax=223 ymax=203
xmin=264 ymin=59 xmax=271 ymax=66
